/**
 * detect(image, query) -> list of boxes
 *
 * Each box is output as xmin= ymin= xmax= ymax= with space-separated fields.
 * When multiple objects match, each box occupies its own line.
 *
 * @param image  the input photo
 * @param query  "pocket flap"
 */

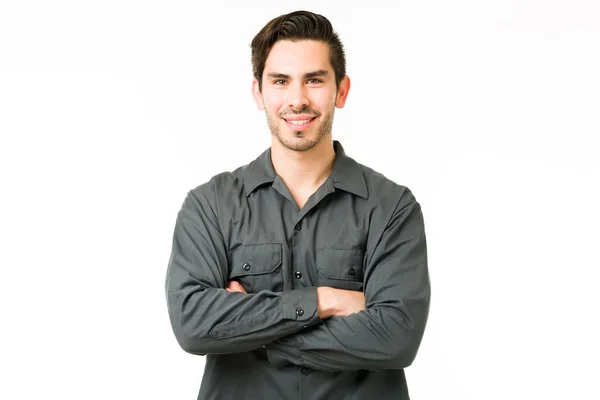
xmin=229 ymin=243 xmax=282 ymax=279
xmin=316 ymin=248 xmax=365 ymax=281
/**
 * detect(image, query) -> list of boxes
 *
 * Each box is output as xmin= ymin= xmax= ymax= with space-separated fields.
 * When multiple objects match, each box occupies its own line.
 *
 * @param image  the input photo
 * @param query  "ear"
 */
xmin=252 ymin=79 xmax=265 ymax=110
xmin=335 ymin=75 xmax=351 ymax=109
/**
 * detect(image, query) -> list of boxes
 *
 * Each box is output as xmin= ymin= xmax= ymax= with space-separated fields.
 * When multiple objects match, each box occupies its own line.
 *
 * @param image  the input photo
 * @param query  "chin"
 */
xmin=276 ymin=135 xmax=319 ymax=152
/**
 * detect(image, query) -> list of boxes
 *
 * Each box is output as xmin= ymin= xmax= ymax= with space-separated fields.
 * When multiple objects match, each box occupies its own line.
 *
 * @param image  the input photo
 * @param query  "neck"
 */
xmin=271 ymin=136 xmax=336 ymax=191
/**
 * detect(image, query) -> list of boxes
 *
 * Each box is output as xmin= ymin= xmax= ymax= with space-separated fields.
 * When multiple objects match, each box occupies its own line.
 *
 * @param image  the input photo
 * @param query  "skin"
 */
xmin=226 ymin=280 xmax=365 ymax=318
xmin=252 ymin=40 xmax=351 ymax=209
xmin=226 ymin=39 xmax=365 ymax=318
xmin=252 ymin=40 xmax=349 ymax=154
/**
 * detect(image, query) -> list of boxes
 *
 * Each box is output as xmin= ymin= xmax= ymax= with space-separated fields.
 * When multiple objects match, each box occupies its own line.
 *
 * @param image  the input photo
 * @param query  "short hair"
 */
xmin=250 ymin=10 xmax=346 ymax=92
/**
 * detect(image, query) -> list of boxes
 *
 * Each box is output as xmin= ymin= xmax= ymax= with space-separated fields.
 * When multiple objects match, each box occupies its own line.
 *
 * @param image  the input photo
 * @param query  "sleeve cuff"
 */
xmin=282 ymin=287 xmax=320 ymax=326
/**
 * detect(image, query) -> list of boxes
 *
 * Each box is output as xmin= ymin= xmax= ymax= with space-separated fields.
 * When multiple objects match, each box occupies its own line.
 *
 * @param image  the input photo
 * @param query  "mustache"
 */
xmin=279 ymin=107 xmax=320 ymax=118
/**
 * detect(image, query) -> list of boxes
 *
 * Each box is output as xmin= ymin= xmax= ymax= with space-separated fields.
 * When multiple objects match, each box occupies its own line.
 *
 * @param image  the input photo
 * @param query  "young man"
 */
xmin=165 ymin=10 xmax=430 ymax=399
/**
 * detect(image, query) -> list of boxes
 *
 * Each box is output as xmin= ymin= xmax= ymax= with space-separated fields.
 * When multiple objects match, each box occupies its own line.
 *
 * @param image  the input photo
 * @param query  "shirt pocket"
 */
xmin=228 ymin=243 xmax=283 ymax=293
xmin=316 ymin=248 xmax=365 ymax=291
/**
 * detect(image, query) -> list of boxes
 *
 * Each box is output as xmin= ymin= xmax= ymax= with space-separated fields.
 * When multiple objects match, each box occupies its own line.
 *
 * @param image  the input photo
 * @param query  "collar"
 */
xmin=244 ymin=140 xmax=368 ymax=199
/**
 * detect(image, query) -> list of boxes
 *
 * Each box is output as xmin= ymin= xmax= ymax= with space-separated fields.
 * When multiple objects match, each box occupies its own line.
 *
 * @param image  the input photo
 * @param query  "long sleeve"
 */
xmin=165 ymin=183 xmax=321 ymax=356
xmin=265 ymin=190 xmax=430 ymax=371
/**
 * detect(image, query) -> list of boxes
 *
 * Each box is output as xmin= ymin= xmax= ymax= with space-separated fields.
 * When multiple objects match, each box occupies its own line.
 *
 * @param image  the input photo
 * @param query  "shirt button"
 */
xmin=294 ymin=221 xmax=302 ymax=231
xmin=301 ymin=367 xmax=310 ymax=375
xmin=242 ymin=263 xmax=251 ymax=271
xmin=294 ymin=271 xmax=302 ymax=279
xmin=348 ymin=267 xmax=356 ymax=276
xmin=296 ymin=308 xmax=304 ymax=316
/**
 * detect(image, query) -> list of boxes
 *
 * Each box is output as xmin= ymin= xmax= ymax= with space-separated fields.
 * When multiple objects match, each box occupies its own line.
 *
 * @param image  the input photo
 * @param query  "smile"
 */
xmin=282 ymin=117 xmax=316 ymax=131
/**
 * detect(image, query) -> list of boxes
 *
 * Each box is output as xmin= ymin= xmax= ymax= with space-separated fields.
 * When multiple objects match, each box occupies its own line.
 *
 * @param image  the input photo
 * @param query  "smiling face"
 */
xmin=252 ymin=40 xmax=350 ymax=152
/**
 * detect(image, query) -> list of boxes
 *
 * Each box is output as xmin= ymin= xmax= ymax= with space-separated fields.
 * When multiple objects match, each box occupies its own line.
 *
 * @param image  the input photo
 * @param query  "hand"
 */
xmin=226 ymin=280 xmax=248 ymax=294
xmin=316 ymin=287 xmax=365 ymax=319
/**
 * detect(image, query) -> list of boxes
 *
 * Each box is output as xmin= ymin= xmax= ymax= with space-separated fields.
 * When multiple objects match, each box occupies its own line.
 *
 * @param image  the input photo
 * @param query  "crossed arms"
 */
xmin=165 ymin=185 xmax=430 ymax=372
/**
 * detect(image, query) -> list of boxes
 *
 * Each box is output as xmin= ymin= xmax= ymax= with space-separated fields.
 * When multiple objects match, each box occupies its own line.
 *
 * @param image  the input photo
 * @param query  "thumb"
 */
xmin=228 ymin=280 xmax=248 ymax=294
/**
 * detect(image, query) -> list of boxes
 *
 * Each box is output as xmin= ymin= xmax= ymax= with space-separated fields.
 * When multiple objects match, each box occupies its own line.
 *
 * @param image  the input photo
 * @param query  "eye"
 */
xmin=307 ymin=79 xmax=322 ymax=84
xmin=273 ymin=79 xmax=287 ymax=85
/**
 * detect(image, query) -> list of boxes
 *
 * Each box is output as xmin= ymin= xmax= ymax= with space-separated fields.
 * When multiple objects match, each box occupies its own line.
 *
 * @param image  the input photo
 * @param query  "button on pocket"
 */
xmin=316 ymin=248 xmax=365 ymax=291
xmin=228 ymin=243 xmax=283 ymax=293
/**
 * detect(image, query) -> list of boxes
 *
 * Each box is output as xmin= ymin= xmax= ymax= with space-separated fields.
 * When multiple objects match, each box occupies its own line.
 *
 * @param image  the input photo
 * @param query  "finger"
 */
xmin=230 ymin=281 xmax=248 ymax=294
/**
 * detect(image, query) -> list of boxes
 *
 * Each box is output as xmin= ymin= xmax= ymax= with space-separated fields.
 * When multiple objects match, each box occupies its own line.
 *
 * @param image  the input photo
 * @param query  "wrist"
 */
xmin=316 ymin=287 xmax=340 ymax=319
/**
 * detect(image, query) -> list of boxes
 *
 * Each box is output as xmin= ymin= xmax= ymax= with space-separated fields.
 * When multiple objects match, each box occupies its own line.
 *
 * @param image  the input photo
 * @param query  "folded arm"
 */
xmin=265 ymin=190 xmax=431 ymax=371
xmin=165 ymin=184 xmax=321 ymax=356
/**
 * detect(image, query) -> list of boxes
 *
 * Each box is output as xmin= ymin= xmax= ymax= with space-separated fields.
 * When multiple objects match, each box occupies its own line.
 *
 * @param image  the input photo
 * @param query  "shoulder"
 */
xmin=184 ymin=163 xmax=250 ymax=210
xmin=358 ymin=162 xmax=418 ymax=211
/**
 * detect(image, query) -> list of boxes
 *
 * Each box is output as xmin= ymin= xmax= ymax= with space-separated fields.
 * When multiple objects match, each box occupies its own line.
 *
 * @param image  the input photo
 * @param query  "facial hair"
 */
xmin=265 ymin=103 xmax=335 ymax=152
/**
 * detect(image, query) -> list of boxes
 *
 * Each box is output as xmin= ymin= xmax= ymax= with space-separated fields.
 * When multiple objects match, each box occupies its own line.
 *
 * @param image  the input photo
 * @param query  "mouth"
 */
xmin=282 ymin=117 xmax=317 ymax=131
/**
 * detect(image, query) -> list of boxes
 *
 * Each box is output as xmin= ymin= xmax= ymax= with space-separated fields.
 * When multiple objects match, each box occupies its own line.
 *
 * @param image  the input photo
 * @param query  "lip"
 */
xmin=282 ymin=116 xmax=316 ymax=132
xmin=283 ymin=114 xmax=316 ymax=121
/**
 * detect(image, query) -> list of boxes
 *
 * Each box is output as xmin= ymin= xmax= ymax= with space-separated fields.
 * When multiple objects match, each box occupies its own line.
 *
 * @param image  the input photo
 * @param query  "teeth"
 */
xmin=288 ymin=119 xmax=311 ymax=125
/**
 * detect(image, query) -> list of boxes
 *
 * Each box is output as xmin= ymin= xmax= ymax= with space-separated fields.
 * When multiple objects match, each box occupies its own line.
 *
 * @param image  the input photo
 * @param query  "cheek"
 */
xmin=262 ymin=94 xmax=285 ymax=115
xmin=312 ymin=91 xmax=337 ymax=111
xmin=264 ymin=103 xmax=282 ymax=119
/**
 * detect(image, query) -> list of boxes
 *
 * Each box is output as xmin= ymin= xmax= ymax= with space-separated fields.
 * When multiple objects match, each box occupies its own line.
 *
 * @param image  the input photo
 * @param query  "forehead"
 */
xmin=264 ymin=40 xmax=332 ymax=75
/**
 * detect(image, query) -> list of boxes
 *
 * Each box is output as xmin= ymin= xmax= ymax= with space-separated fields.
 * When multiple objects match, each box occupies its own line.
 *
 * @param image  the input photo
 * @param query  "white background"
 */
xmin=1 ymin=1 xmax=599 ymax=399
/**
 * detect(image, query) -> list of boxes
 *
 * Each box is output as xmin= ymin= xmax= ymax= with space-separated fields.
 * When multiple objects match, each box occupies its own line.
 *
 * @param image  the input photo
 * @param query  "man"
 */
xmin=165 ymin=10 xmax=430 ymax=400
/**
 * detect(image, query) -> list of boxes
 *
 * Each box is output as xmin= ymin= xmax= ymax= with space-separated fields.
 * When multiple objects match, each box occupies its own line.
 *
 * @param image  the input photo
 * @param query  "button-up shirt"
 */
xmin=165 ymin=141 xmax=430 ymax=399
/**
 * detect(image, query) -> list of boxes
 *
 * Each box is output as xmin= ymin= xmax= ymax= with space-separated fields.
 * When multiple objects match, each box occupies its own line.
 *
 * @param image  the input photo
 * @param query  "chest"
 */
xmin=222 ymin=189 xmax=372 ymax=294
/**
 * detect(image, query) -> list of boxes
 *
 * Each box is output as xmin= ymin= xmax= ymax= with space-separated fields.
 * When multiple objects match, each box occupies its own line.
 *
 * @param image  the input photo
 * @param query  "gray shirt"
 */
xmin=165 ymin=141 xmax=430 ymax=399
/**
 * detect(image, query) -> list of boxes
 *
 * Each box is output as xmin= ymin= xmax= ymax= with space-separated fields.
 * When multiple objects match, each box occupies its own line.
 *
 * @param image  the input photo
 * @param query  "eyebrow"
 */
xmin=266 ymin=70 xmax=329 ymax=80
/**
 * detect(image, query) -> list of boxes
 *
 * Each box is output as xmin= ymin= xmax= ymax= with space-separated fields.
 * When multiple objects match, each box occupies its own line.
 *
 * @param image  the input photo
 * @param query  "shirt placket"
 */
xmin=286 ymin=181 xmax=336 ymax=397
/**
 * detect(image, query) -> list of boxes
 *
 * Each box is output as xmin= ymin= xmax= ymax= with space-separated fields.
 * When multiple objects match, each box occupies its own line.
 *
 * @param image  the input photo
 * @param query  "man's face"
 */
xmin=252 ymin=40 xmax=350 ymax=152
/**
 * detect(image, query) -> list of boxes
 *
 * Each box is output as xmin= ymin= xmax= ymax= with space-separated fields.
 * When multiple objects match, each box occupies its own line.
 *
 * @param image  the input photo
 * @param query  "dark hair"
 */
xmin=250 ymin=10 xmax=346 ymax=92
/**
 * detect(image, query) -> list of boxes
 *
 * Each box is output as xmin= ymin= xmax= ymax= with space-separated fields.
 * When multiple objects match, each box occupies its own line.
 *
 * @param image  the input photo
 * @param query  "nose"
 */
xmin=285 ymin=82 xmax=309 ymax=110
